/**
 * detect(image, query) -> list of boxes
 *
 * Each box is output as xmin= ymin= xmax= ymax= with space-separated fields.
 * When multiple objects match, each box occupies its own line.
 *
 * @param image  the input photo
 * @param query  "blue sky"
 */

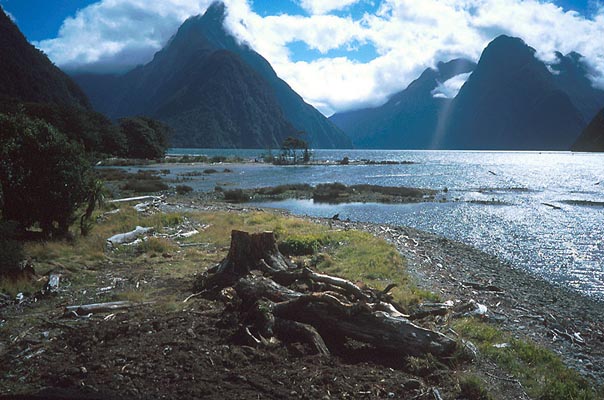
xmin=2 ymin=0 xmax=603 ymax=115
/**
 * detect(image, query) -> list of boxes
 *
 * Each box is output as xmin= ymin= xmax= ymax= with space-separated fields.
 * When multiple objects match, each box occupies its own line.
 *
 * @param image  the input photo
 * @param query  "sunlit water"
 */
xmin=157 ymin=149 xmax=604 ymax=298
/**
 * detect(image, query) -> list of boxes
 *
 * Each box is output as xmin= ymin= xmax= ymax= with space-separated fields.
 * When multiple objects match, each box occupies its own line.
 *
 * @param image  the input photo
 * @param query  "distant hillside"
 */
xmin=330 ymin=59 xmax=476 ymax=149
xmin=443 ymin=36 xmax=585 ymax=150
xmin=74 ymin=2 xmax=351 ymax=149
xmin=332 ymin=35 xmax=604 ymax=150
xmin=571 ymin=108 xmax=604 ymax=152
xmin=0 ymin=7 xmax=89 ymax=109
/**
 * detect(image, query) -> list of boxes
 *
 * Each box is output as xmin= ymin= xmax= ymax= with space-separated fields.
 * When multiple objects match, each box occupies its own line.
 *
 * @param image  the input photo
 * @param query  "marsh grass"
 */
xmin=0 ymin=276 xmax=41 ymax=297
xmin=453 ymin=318 xmax=598 ymax=399
xmin=9 ymin=206 xmax=599 ymax=399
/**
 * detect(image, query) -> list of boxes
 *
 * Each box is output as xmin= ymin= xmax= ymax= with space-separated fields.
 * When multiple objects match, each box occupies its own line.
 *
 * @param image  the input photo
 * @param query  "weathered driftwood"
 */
xmin=542 ymin=202 xmax=562 ymax=210
xmin=64 ymin=300 xmax=154 ymax=316
xmin=106 ymin=226 xmax=153 ymax=247
xmin=197 ymin=230 xmax=458 ymax=359
xmin=109 ymin=195 xmax=163 ymax=203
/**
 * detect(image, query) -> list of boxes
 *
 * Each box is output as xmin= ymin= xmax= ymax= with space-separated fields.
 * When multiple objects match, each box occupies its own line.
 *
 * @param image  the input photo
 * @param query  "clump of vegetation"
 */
xmin=121 ymin=180 xmax=169 ymax=193
xmin=175 ymin=185 xmax=193 ymax=195
xmin=278 ymin=233 xmax=332 ymax=256
xmin=457 ymin=374 xmax=493 ymax=400
xmin=339 ymin=156 xmax=350 ymax=165
xmin=210 ymin=156 xmax=227 ymax=163
xmin=118 ymin=117 xmax=171 ymax=159
xmin=223 ymin=189 xmax=250 ymax=203
xmin=454 ymin=319 xmax=598 ymax=399
xmin=256 ymin=183 xmax=312 ymax=196
xmin=313 ymin=183 xmax=350 ymax=202
xmin=0 ymin=112 xmax=91 ymax=237
xmin=312 ymin=183 xmax=432 ymax=203
xmin=273 ymin=135 xmax=311 ymax=165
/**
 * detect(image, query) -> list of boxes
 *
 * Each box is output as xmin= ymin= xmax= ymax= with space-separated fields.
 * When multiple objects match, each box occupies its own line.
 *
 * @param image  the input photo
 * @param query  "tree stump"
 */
xmin=198 ymin=230 xmax=459 ymax=359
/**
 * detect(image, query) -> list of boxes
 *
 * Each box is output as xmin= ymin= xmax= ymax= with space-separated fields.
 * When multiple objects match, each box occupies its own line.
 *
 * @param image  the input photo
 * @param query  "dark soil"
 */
xmin=1 ymin=295 xmax=443 ymax=399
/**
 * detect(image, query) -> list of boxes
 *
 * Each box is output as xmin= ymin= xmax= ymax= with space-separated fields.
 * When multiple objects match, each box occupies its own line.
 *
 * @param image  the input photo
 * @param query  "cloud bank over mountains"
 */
xmin=35 ymin=0 xmax=604 ymax=115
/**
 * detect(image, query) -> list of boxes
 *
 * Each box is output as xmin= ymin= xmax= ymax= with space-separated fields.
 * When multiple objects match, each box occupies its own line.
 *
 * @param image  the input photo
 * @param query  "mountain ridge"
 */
xmin=0 ymin=7 xmax=90 ymax=109
xmin=331 ymin=35 xmax=604 ymax=150
xmin=73 ymin=2 xmax=351 ymax=149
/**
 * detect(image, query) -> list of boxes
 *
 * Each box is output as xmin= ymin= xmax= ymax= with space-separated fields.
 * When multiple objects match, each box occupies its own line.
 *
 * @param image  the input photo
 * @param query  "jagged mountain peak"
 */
xmin=73 ymin=2 xmax=350 ymax=149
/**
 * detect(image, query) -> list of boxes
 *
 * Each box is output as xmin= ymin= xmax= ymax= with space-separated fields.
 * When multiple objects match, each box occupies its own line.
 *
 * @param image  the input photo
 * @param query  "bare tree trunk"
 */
xmin=198 ymin=230 xmax=459 ymax=360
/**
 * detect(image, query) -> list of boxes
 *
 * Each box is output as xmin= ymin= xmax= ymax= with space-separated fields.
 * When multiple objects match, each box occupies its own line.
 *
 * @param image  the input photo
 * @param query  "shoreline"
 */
xmin=193 ymin=200 xmax=604 ymax=385
xmin=314 ymin=214 xmax=604 ymax=384
xmin=1 ymin=195 xmax=602 ymax=398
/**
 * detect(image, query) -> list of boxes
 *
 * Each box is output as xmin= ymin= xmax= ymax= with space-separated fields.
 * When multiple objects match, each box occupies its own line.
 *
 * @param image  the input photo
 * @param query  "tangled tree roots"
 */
xmin=196 ymin=230 xmax=459 ymax=359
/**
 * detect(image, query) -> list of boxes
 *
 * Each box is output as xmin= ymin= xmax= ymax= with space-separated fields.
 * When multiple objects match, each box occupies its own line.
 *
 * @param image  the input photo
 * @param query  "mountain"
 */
xmin=332 ymin=35 xmax=604 ymax=150
xmin=550 ymin=51 xmax=604 ymax=124
xmin=0 ymin=7 xmax=89 ymax=109
xmin=74 ymin=2 xmax=351 ymax=149
xmin=443 ymin=36 xmax=594 ymax=150
xmin=571 ymin=107 xmax=604 ymax=151
xmin=330 ymin=59 xmax=476 ymax=149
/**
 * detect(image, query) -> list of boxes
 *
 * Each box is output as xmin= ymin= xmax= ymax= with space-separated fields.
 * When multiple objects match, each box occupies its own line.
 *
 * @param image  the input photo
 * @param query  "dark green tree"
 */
xmin=118 ymin=116 xmax=171 ymax=159
xmin=0 ymin=113 xmax=90 ymax=237
xmin=280 ymin=136 xmax=310 ymax=165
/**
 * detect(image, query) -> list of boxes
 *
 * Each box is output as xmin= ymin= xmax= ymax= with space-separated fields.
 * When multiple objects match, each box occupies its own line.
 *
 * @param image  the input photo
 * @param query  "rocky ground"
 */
xmin=1 ymin=197 xmax=602 ymax=399
xmin=317 ymin=217 xmax=604 ymax=385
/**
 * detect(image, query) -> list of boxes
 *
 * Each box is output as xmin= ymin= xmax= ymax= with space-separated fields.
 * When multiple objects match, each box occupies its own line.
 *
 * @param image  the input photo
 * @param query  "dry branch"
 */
xmin=198 ymin=230 xmax=459 ymax=359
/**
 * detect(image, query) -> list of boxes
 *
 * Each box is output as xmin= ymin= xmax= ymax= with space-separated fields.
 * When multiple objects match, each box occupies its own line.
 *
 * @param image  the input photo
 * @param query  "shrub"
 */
xmin=175 ymin=185 xmax=193 ymax=194
xmin=458 ymin=375 xmax=493 ymax=400
xmin=279 ymin=234 xmax=330 ymax=256
xmin=313 ymin=183 xmax=350 ymax=202
xmin=257 ymin=184 xmax=312 ymax=196
xmin=118 ymin=116 xmax=171 ymax=159
xmin=121 ymin=180 xmax=169 ymax=193
xmin=210 ymin=156 xmax=227 ymax=163
xmin=0 ymin=113 xmax=91 ymax=237
xmin=223 ymin=189 xmax=249 ymax=203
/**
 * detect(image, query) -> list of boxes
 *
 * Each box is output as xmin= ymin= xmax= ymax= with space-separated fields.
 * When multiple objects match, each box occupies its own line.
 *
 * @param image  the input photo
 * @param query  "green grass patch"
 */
xmin=453 ymin=318 xmax=598 ymax=399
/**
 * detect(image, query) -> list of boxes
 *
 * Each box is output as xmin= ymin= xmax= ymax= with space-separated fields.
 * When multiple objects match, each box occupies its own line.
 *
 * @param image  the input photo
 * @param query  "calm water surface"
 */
xmin=160 ymin=149 xmax=604 ymax=298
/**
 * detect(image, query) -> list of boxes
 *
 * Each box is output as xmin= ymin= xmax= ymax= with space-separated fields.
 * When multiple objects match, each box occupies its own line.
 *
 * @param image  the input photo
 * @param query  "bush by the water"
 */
xmin=279 ymin=234 xmax=331 ymax=256
xmin=175 ymin=185 xmax=193 ymax=194
xmin=0 ymin=113 xmax=91 ymax=237
xmin=223 ymin=189 xmax=249 ymax=203
xmin=257 ymin=183 xmax=312 ymax=196
xmin=121 ymin=180 xmax=169 ymax=193
xmin=118 ymin=117 xmax=171 ymax=159
xmin=313 ymin=183 xmax=349 ymax=202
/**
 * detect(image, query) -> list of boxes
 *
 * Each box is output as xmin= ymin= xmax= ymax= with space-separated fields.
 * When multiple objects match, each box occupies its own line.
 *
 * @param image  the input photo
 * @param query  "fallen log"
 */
xmin=198 ymin=230 xmax=460 ymax=359
xmin=106 ymin=226 xmax=153 ymax=247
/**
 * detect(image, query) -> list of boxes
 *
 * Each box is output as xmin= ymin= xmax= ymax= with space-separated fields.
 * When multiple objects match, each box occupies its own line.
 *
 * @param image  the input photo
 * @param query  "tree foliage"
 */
xmin=276 ymin=135 xmax=311 ymax=164
xmin=0 ymin=113 xmax=91 ymax=237
xmin=118 ymin=116 xmax=171 ymax=159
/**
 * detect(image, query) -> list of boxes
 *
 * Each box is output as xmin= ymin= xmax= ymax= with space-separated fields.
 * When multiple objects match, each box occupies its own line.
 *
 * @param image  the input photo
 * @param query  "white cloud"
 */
xmin=34 ymin=0 xmax=604 ymax=115
xmin=298 ymin=0 xmax=361 ymax=15
xmin=432 ymin=72 xmax=473 ymax=99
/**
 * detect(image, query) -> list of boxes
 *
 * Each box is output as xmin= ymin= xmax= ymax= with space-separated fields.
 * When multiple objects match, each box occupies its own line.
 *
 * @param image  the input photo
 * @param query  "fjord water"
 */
xmin=167 ymin=149 xmax=604 ymax=298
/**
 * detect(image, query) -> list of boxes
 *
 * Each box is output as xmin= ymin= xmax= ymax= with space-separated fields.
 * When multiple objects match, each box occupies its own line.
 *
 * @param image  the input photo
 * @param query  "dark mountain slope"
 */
xmin=0 ymin=7 xmax=89 ymax=109
xmin=442 ymin=36 xmax=585 ymax=150
xmin=572 ymin=107 xmax=604 ymax=152
xmin=551 ymin=51 xmax=604 ymax=124
xmin=74 ymin=2 xmax=350 ymax=149
xmin=330 ymin=59 xmax=475 ymax=149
